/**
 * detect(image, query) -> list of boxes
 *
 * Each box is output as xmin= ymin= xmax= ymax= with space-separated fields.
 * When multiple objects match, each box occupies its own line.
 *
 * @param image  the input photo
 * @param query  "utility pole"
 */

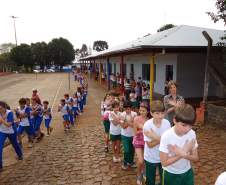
xmin=10 ymin=15 xmax=18 ymax=46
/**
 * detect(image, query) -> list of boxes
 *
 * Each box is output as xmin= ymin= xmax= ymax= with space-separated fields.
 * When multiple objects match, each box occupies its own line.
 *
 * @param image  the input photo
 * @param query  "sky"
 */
xmin=0 ymin=0 xmax=225 ymax=50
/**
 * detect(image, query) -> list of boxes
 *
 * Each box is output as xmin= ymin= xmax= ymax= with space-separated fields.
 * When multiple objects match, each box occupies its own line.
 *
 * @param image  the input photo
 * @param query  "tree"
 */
xmin=207 ymin=0 xmax=226 ymax=43
xmin=10 ymin=44 xmax=33 ymax=72
xmin=80 ymin=44 xmax=88 ymax=57
xmin=48 ymin=38 xmax=75 ymax=69
xmin=0 ymin=52 xmax=16 ymax=72
xmin=157 ymin=24 xmax=175 ymax=32
xmin=93 ymin=40 xmax=108 ymax=52
xmin=31 ymin=42 xmax=50 ymax=70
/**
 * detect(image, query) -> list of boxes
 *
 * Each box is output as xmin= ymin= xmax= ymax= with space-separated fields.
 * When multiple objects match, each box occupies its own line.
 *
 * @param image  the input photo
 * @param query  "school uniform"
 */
xmin=120 ymin=111 xmax=137 ymax=166
xmin=0 ymin=110 xmax=23 ymax=169
xmin=17 ymin=106 xmax=33 ymax=136
xmin=32 ymin=104 xmax=43 ymax=132
xmin=143 ymin=118 xmax=171 ymax=185
xmin=60 ymin=104 xmax=70 ymax=121
xmin=159 ymin=127 xmax=198 ymax=185
xmin=43 ymin=107 xmax=52 ymax=128
xmin=109 ymin=111 xmax=121 ymax=141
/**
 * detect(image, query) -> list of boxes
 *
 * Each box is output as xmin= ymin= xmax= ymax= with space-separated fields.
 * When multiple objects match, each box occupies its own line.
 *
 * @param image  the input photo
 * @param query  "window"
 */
xmin=130 ymin=64 xmax=134 ymax=80
xmin=142 ymin=64 xmax=150 ymax=81
xmin=165 ymin=65 xmax=173 ymax=81
xmin=114 ymin=63 xmax=116 ymax=75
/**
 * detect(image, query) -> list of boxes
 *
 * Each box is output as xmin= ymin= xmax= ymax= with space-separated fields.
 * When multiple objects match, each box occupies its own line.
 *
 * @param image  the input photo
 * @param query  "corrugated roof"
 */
xmin=81 ymin=25 xmax=225 ymax=60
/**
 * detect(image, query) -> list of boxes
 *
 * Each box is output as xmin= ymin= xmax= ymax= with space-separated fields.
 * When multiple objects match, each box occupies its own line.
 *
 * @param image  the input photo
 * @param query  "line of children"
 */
xmin=100 ymin=90 xmax=199 ymax=185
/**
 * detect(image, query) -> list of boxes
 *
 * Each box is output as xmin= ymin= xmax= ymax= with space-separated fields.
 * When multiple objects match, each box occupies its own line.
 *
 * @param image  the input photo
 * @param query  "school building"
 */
xmin=80 ymin=25 xmax=226 ymax=100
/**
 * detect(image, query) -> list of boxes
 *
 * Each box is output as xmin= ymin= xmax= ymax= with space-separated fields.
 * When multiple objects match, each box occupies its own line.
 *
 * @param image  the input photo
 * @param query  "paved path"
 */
xmin=0 ymin=75 xmax=226 ymax=185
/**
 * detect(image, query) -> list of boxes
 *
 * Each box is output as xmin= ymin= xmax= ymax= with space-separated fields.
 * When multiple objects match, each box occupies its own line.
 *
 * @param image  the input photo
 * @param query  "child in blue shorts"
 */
xmin=58 ymin=99 xmax=70 ymax=131
xmin=43 ymin=101 xmax=53 ymax=136
xmin=15 ymin=98 xmax=34 ymax=148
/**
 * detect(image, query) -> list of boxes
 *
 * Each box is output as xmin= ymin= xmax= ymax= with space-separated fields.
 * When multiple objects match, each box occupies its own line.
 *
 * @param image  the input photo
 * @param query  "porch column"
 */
xmin=107 ymin=57 xmax=111 ymax=90
xmin=149 ymin=54 xmax=155 ymax=103
xmin=99 ymin=62 xmax=102 ymax=84
xmin=120 ymin=56 xmax=124 ymax=92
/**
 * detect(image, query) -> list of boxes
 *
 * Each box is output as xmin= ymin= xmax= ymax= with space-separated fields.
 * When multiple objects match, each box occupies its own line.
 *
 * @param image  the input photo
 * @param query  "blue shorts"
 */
xmin=17 ymin=125 xmax=33 ymax=136
xmin=45 ymin=118 xmax=52 ymax=128
xmin=62 ymin=115 xmax=69 ymax=121
xmin=34 ymin=116 xmax=43 ymax=132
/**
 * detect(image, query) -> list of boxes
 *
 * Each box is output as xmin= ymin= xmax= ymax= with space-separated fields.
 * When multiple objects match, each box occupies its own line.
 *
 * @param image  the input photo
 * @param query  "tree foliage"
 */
xmin=207 ymin=0 xmax=226 ymax=43
xmin=10 ymin=44 xmax=33 ymax=72
xmin=48 ymin=38 xmax=75 ymax=68
xmin=93 ymin=40 xmax=108 ymax=52
xmin=31 ymin=42 xmax=50 ymax=70
xmin=157 ymin=24 xmax=175 ymax=32
xmin=80 ymin=44 xmax=88 ymax=57
xmin=207 ymin=0 xmax=226 ymax=25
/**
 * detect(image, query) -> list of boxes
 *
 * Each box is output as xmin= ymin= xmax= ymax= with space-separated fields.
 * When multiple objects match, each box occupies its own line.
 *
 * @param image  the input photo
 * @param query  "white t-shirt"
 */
xmin=120 ymin=111 xmax=137 ymax=137
xmin=143 ymin=118 xmax=171 ymax=163
xmin=0 ymin=110 xmax=14 ymax=134
xmin=18 ymin=106 xmax=30 ymax=127
xmin=159 ymin=127 xmax=198 ymax=174
xmin=109 ymin=111 xmax=121 ymax=135
xmin=215 ymin=172 xmax=226 ymax=185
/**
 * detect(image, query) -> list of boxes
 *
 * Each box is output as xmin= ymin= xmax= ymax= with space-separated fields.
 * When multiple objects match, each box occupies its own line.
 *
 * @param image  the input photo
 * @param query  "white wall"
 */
xmin=154 ymin=54 xmax=178 ymax=95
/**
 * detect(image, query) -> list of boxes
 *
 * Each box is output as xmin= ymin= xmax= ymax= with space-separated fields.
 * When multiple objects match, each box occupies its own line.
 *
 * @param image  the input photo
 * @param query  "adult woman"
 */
xmin=133 ymin=102 xmax=149 ymax=185
xmin=163 ymin=81 xmax=184 ymax=125
xmin=0 ymin=101 xmax=23 ymax=171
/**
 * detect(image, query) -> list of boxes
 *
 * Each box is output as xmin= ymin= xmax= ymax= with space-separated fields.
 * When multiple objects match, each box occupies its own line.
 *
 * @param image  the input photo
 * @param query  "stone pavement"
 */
xmin=0 ymin=77 xmax=226 ymax=185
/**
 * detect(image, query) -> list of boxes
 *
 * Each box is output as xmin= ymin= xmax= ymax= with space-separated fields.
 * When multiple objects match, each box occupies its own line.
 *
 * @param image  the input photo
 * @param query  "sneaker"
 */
xmin=136 ymin=175 xmax=143 ymax=185
xmin=104 ymin=146 xmax=109 ymax=153
xmin=116 ymin=158 xmax=121 ymax=162
xmin=121 ymin=163 xmax=128 ymax=170
xmin=17 ymin=156 xmax=23 ymax=160
xmin=128 ymin=162 xmax=137 ymax=168
xmin=113 ymin=156 xmax=118 ymax=163
xmin=50 ymin=127 xmax=53 ymax=133
xmin=142 ymin=172 xmax=146 ymax=182
xmin=28 ymin=143 xmax=33 ymax=148
xmin=46 ymin=134 xmax=50 ymax=137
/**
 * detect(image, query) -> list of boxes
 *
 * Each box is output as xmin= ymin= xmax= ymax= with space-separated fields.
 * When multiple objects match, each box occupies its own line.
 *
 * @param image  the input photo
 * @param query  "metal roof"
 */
xmin=80 ymin=25 xmax=225 ymax=60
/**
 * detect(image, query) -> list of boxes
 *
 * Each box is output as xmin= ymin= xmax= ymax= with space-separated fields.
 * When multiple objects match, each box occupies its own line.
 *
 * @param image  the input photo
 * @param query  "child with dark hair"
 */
xmin=109 ymin=101 xmax=122 ymax=163
xmin=43 ymin=101 xmax=53 ymax=136
xmin=143 ymin=100 xmax=171 ymax=185
xmin=58 ymin=99 xmax=70 ymax=131
xmin=159 ymin=104 xmax=199 ymax=185
xmin=15 ymin=98 xmax=34 ymax=148
xmin=0 ymin=101 xmax=23 ymax=171
xmin=120 ymin=101 xmax=137 ymax=170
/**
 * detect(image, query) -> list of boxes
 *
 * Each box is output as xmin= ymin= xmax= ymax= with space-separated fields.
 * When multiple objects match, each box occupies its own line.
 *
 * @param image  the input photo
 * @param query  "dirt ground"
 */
xmin=0 ymin=73 xmax=225 ymax=185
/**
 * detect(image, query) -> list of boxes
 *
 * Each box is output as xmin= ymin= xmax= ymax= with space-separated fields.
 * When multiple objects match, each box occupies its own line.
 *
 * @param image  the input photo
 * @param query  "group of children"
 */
xmin=0 ymin=96 xmax=53 ymax=171
xmin=101 ymin=90 xmax=199 ymax=185
xmin=0 ymin=73 xmax=88 ymax=171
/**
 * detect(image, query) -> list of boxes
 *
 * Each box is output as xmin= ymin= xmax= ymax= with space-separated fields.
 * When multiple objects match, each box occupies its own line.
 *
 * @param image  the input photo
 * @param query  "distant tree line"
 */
xmin=0 ymin=37 xmax=75 ymax=72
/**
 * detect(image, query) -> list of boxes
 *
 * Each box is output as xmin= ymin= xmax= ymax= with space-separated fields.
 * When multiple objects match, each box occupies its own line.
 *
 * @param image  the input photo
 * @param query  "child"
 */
xmin=43 ymin=101 xmax=53 ymax=136
xmin=64 ymin=94 xmax=74 ymax=126
xmin=109 ymin=101 xmax=121 ymax=163
xmin=72 ymin=93 xmax=80 ymax=122
xmin=58 ymin=99 xmax=70 ymax=131
xmin=143 ymin=100 xmax=171 ymax=185
xmin=133 ymin=102 xmax=149 ymax=185
xmin=159 ymin=104 xmax=199 ymax=185
xmin=101 ymin=94 xmax=112 ymax=152
xmin=0 ymin=101 xmax=23 ymax=171
xmin=120 ymin=101 xmax=137 ymax=170
xmin=31 ymin=98 xmax=43 ymax=142
xmin=129 ymin=91 xmax=139 ymax=113
xmin=15 ymin=98 xmax=34 ymax=148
